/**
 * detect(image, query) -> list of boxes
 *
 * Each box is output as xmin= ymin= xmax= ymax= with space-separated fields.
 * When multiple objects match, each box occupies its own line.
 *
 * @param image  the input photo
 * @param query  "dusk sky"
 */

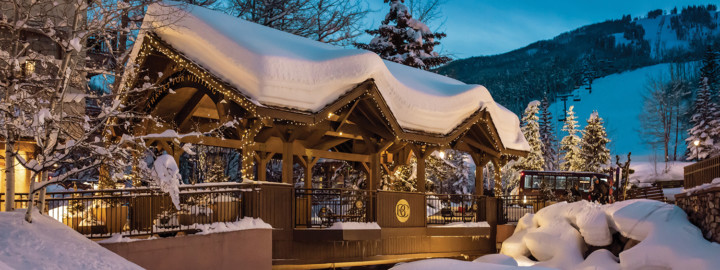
xmin=365 ymin=0 xmax=716 ymax=58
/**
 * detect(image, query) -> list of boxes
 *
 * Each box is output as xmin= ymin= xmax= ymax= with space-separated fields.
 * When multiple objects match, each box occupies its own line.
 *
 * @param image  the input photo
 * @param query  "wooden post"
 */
xmin=493 ymin=161 xmax=502 ymax=197
xmin=416 ymin=154 xmax=426 ymax=193
xmin=242 ymin=147 xmax=254 ymax=181
xmin=282 ymin=141 xmax=293 ymax=184
xmin=369 ymin=152 xmax=381 ymax=191
xmin=475 ymin=164 xmax=484 ymax=196
xmin=255 ymin=152 xmax=274 ymax=182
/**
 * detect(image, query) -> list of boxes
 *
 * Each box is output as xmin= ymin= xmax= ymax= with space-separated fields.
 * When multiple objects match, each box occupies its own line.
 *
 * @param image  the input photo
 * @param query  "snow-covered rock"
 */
xmin=0 ymin=210 xmax=142 ymax=270
xmin=130 ymin=1 xmax=529 ymax=152
xmin=501 ymin=199 xmax=720 ymax=270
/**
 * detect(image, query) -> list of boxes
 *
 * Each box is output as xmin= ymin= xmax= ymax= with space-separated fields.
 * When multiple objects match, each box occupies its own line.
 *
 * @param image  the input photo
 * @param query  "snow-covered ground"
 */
xmin=0 ymin=210 xmax=142 ymax=270
xmin=629 ymin=161 xmax=690 ymax=186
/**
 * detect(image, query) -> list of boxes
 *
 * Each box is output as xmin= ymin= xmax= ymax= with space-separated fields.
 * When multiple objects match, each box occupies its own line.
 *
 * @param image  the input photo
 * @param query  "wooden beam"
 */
xmin=304 ymin=149 xmax=370 ymax=163
xmin=175 ymin=90 xmax=206 ymax=131
xmin=335 ymin=99 xmax=360 ymax=132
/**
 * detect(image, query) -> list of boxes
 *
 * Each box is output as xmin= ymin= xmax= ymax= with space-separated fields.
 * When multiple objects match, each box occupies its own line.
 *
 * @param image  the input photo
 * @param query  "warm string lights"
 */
xmin=121 ymin=32 xmax=526 ymax=186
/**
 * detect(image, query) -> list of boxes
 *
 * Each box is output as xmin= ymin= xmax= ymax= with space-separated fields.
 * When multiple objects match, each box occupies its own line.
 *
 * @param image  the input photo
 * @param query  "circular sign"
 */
xmin=395 ymin=199 xmax=410 ymax=223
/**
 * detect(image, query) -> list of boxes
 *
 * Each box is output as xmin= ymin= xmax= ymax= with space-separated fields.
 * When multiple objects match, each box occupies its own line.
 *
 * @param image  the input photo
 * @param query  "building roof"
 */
xmin=133 ymin=2 xmax=530 ymax=152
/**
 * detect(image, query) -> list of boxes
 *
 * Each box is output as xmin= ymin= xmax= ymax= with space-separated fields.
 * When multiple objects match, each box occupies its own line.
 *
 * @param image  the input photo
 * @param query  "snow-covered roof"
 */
xmin=136 ymin=2 xmax=530 ymax=152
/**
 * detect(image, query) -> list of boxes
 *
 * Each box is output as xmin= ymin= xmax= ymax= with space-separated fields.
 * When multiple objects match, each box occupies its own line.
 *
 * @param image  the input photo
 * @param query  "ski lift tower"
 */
xmin=557 ymin=93 xmax=578 ymax=122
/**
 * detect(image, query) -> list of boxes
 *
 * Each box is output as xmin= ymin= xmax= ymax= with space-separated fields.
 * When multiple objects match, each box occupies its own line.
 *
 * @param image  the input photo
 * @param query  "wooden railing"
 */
xmin=684 ymin=155 xmax=720 ymax=188
xmin=1 ymin=183 xmax=246 ymax=238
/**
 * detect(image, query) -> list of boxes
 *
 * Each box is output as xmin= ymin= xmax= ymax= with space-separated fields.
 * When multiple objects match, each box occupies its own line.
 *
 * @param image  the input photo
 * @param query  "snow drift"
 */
xmin=130 ymin=1 xmax=529 ymax=152
xmin=501 ymin=200 xmax=720 ymax=269
xmin=0 ymin=210 xmax=142 ymax=270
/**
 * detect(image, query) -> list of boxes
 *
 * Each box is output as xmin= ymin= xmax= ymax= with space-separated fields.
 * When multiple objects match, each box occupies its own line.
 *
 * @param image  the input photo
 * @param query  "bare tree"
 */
xmin=225 ymin=0 xmax=369 ymax=45
xmin=405 ymin=0 xmax=447 ymax=29
xmin=639 ymin=67 xmax=692 ymax=165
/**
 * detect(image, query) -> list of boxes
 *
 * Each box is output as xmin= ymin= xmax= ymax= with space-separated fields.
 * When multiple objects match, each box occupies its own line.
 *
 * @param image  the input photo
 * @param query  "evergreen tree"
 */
xmin=699 ymin=47 xmax=720 ymax=98
xmin=687 ymin=77 xmax=719 ymax=160
xmin=513 ymin=101 xmax=545 ymax=174
xmin=579 ymin=111 xmax=611 ymax=173
xmin=354 ymin=0 xmax=451 ymax=70
xmin=559 ymin=106 xmax=583 ymax=171
xmin=539 ymin=96 xmax=558 ymax=170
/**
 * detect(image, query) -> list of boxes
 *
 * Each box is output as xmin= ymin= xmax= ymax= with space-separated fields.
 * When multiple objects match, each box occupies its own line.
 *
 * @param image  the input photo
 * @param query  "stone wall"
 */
xmin=675 ymin=187 xmax=720 ymax=243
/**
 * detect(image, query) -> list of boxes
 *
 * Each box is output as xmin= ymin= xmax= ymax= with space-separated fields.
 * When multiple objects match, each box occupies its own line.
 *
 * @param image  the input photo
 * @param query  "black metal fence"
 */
xmin=426 ymin=194 xmax=486 ymax=225
xmin=498 ymin=195 xmax=544 ymax=224
xmin=1 ymin=184 xmax=245 ymax=238
xmin=294 ymin=188 xmax=373 ymax=228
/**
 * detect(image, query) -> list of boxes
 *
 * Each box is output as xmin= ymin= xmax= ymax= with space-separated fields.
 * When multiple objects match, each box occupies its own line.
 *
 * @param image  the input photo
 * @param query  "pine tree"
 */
xmin=579 ymin=111 xmax=611 ymax=173
xmin=539 ymin=96 xmax=558 ymax=170
xmin=513 ymin=101 xmax=545 ymax=176
xmin=687 ymin=77 xmax=718 ymax=160
xmin=699 ymin=46 xmax=720 ymax=98
xmin=559 ymin=106 xmax=582 ymax=171
xmin=354 ymin=0 xmax=451 ymax=70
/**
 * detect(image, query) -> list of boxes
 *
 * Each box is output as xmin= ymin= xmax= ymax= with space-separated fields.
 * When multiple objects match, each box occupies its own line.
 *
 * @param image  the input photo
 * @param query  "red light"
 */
xmin=520 ymin=172 xmax=525 ymax=176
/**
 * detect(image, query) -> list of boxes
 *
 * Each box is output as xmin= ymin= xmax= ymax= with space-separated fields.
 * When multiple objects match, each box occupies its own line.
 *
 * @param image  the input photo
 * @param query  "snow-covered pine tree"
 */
xmin=699 ymin=46 xmax=720 ymax=98
xmin=579 ymin=111 xmax=611 ymax=173
xmin=512 ymin=101 xmax=544 ymax=190
xmin=354 ymin=0 xmax=450 ymax=70
xmin=559 ymin=106 xmax=583 ymax=171
xmin=539 ymin=96 xmax=558 ymax=170
xmin=687 ymin=77 xmax=718 ymax=160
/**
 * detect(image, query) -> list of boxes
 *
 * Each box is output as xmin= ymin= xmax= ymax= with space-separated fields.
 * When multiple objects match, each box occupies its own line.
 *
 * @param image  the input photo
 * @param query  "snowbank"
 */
xmin=195 ymin=217 xmax=271 ymax=235
xmin=436 ymin=221 xmax=490 ymax=228
xmin=327 ymin=222 xmax=380 ymax=230
xmin=133 ymin=2 xmax=529 ymax=152
xmin=0 ymin=210 xmax=142 ymax=270
xmin=390 ymin=258 xmax=554 ymax=270
xmin=501 ymin=200 xmax=720 ymax=270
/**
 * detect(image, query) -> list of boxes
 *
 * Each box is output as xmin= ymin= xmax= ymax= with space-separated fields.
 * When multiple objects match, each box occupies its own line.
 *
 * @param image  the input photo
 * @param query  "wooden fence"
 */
xmin=684 ymin=155 xmax=720 ymax=189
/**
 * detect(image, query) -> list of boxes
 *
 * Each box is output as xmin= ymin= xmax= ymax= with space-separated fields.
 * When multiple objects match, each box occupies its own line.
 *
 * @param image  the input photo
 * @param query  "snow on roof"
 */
xmin=137 ymin=2 xmax=529 ymax=152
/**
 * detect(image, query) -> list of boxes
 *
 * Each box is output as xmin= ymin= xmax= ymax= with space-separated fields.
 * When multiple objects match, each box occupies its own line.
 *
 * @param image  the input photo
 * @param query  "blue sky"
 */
xmin=363 ymin=0 xmax=716 ymax=58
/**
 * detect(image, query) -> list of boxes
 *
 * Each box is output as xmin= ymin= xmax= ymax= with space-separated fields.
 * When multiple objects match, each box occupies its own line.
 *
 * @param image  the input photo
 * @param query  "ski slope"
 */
xmin=549 ymin=63 xmax=677 ymax=161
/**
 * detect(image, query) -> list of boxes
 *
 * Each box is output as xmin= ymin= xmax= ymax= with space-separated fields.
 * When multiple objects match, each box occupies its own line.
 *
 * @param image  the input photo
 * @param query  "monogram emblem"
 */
xmin=395 ymin=199 xmax=410 ymax=223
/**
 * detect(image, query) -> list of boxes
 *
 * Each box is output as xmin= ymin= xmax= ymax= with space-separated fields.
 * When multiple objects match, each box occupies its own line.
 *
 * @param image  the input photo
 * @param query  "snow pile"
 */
xmin=436 ymin=221 xmax=490 ymax=228
xmin=327 ymin=222 xmax=381 ymax=230
xmin=133 ymin=2 xmax=529 ymax=152
xmin=194 ymin=217 xmax=271 ymax=235
xmin=501 ymin=200 xmax=720 ymax=270
xmin=0 ymin=210 xmax=142 ymax=270
xmin=473 ymin=254 xmax=518 ymax=266
xmin=151 ymin=153 xmax=182 ymax=209
xmin=390 ymin=258 xmax=554 ymax=270
xmin=682 ymin=178 xmax=720 ymax=195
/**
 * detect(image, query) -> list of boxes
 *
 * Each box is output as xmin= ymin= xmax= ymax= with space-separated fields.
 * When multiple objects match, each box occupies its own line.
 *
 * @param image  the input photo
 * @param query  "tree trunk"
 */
xmin=4 ymin=139 xmax=14 ymax=211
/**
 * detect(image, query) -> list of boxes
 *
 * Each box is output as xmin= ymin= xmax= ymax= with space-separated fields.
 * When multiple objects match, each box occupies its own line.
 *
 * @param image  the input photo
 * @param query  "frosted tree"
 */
xmin=687 ymin=77 xmax=718 ymax=160
xmin=513 ymin=101 xmax=545 ymax=174
xmin=0 ymin=1 xmax=195 ymax=222
xmin=354 ymin=0 xmax=451 ymax=70
xmin=559 ymin=106 xmax=582 ymax=171
xmin=427 ymin=150 xmax=473 ymax=194
xmin=539 ymin=96 xmax=558 ymax=170
xmin=579 ymin=111 xmax=611 ymax=173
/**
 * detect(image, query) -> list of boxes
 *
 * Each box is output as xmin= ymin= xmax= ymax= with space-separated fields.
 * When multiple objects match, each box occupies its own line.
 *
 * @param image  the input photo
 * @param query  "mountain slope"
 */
xmin=548 ymin=63 xmax=675 ymax=160
xmin=437 ymin=5 xmax=720 ymax=114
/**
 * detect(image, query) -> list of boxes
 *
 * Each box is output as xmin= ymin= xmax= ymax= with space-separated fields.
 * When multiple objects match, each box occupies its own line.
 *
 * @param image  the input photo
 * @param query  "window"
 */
xmin=543 ymin=175 xmax=555 ymax=189
xmin=556 ymin=176 xmax=567 ymax=190
xmin=579 ymin=177 xmax=591 ymax=191
xmin=524 ymin=175 xmax=532 ymax=189
xmin=532 ymin=175 xmax=542 ymax=189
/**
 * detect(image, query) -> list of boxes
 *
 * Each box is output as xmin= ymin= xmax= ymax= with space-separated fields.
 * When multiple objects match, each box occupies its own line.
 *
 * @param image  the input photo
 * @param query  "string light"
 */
xmin=121 ymin=33 xmax=527 ymax=185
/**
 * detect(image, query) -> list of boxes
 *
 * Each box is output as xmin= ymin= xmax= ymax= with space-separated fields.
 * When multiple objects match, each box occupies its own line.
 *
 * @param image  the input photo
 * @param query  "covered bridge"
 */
xmin=117 ymin=2 xmax=531 ymax=267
